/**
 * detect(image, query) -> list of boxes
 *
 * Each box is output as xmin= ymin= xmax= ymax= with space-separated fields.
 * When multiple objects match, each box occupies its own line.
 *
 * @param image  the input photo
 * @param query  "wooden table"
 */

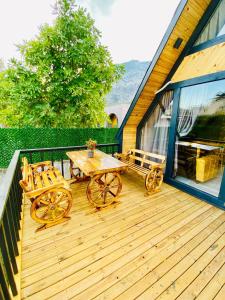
xmin=66 ymin=150 xmax=128 ymax=208
xmin=176 ymin=141 xmax=221 ymax=158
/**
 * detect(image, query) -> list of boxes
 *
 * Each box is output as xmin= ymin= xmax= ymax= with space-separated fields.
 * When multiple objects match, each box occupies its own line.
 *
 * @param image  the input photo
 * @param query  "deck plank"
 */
xmin=196 ymin=263 xmax=225 ymax=299
xmin=84 ymin=212 xmax=225 ymax=300
xmin=213 ymin=284 xmax=225 ymax=300
xmin=20 ymin=173 xmax=225 ymax=300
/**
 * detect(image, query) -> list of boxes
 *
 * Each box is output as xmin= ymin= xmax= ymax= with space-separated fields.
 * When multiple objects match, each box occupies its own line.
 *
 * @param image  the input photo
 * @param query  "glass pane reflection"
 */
xmin=174 ymin=79 xmax=225 ymax=196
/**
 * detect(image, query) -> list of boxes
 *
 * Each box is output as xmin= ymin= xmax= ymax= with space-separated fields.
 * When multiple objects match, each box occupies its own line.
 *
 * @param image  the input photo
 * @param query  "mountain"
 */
xmin=106 ymin=60 xmax=150 ymax=106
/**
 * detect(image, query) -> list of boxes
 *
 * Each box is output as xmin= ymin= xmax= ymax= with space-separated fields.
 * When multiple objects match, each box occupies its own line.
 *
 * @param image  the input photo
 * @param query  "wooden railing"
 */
xmin=0 ymin=143 xmax=119 ymax=299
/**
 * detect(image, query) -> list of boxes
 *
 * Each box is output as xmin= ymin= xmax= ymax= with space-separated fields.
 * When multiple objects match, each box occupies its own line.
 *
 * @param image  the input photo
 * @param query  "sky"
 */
xmin=0 ymin=0 xmax=180 ymax=65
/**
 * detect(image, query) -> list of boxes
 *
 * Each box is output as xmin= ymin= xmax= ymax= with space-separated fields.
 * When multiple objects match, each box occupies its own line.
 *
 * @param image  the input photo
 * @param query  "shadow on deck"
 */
xmin=21 ymin=172 xmax=225 ymax=300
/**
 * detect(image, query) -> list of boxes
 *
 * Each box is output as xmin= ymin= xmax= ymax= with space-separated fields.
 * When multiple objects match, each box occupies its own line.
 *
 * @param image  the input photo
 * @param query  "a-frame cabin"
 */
xmin=117 ymin=0 xmax=225 ymax=210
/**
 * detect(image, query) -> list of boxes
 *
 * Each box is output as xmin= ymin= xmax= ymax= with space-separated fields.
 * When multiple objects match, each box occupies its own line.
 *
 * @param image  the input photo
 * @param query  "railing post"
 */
xmin=0 ymin=226 xmax=18 ymax=296
xmin=0 ymin=150 xmax=21 ymax=298
xmin=0 ymin=263 xmax=11 ymax=300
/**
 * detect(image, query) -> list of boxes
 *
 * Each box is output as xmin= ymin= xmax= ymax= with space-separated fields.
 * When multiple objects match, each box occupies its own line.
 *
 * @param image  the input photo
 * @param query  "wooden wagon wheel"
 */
xmin=31 ymin=188 xmax=72 ymax=224
xmin=145 ymin=167 xmax=163 ymax=193
xmin=87 ymin=172 xmax=122 ymax=208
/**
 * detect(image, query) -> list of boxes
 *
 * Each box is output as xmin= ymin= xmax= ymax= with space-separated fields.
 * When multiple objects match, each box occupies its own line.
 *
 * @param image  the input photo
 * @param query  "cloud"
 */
xmin=88 ymin=0 xmax=117 ymax=15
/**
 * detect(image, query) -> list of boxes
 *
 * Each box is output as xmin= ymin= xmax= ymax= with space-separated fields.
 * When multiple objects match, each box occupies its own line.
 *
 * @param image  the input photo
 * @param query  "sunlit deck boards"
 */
xmin=21 ymin=173 xmax=225 ymax=300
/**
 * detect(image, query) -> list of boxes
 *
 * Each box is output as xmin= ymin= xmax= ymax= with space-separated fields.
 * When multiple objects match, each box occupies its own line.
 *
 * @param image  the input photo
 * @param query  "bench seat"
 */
xmin=115 ymin=149 xmax=165 ymax=194
xmin=20 ymin=158 xmax=72 ymax=231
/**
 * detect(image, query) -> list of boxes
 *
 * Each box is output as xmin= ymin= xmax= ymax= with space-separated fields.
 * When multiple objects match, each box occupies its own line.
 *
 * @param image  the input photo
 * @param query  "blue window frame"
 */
xmin=164 ymin=71 xmax=225 ymax=210
xmin=194 ymin=0 xmax=225 ymax=46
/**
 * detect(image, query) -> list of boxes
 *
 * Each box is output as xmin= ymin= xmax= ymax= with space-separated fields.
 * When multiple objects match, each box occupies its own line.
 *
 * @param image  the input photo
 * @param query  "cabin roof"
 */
xmin=117 ymin=0 xmax=215 ymax=138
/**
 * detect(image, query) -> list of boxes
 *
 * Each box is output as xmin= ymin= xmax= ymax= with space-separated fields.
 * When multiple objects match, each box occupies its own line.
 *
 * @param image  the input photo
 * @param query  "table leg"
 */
xmin=69 ymin=159 xmax=89 ymax=183
xmin=86 ymin=172 xmax=122 ymax=208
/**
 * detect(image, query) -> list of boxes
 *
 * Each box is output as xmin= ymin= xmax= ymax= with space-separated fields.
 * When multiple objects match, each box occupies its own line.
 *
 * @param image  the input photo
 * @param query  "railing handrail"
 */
xmin=0 ymin=150 xmax=21 ymax=221
xmin=20 ymin=143 xmax=119 ymax=153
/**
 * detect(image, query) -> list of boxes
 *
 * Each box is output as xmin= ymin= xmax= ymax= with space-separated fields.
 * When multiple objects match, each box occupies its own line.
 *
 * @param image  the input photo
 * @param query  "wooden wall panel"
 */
xmin=172 ymin=42 xmax=225 ymax=82
xmin=122 ymin=125 xmax=137 ymax=153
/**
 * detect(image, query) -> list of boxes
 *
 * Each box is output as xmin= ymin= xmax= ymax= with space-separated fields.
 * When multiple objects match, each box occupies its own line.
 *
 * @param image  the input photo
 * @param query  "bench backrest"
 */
xmin=19 ymin=157 xmax=34 ymax=192
xmin=128 ymin=149 xmax=165 ymax=168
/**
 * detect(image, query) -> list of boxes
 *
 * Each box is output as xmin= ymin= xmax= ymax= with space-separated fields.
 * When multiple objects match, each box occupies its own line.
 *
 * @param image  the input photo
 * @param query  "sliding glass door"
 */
xmin=139 ymin=78 xmax=225 ymax=204
xmin=173 ymin=79 xmax=225 ymax=197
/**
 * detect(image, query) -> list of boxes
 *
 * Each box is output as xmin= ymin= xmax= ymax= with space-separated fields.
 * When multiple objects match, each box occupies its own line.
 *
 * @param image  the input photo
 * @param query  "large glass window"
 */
xmin=140 ymin=91 xmax=173 ymax=157
xmin=194 ymin=0 xmax=225 ymax=46
xmin=173 ymin=79 xmax=225 ymax=196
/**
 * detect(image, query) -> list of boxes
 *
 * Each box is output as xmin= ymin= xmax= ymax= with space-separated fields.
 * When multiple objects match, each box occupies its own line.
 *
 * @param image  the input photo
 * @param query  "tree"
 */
xmin=0 ymin=0 xmax=123 ymax=127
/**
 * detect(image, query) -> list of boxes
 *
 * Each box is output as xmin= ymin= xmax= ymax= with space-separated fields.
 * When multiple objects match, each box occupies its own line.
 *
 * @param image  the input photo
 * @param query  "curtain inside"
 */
xmin=140 ymin=91 xmax=173 ymax=157
xmin=195 ymin=0 xmax=225 ymax=46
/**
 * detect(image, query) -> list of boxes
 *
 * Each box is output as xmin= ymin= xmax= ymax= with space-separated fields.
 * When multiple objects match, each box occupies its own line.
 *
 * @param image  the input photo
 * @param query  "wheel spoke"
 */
xmin=55 ymin=193 xmax=64 ymax=204
xmin=110 ymin=184 xmax=119 ymax=188
xmin=109 ymin=190 xmax=116 ymax=197
xmin=96 ymin=178 xmax=104 ymax=185
xmin=39 ymin=199 xmax=49 ymax=205
xmin=51 ymin=209 xmax=56 ymax=220
xmin=95 ymin=190 xmax=104 ymax=200
xmin=92 ymin=186 xmax=104 ymax=193
xmin=57 ymin=199 xmax=69 ymax=207
xmin=56 ymin=207 xmax=66 ymax=213
xmin=103 ymin=191 xmax=107 ymax=204
xmin=108 ymin=176 xmax=116 ymax=186
xmin=36 ymin=206 xmax=48 ymax=216
xmin=50 ymin=192 xmax=56 ymax=203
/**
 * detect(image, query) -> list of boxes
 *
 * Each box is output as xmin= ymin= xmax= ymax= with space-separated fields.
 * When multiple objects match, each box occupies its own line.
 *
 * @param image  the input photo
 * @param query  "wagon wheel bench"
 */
xmin=19 ymin=157 xmax=72 ymax=231
xmin=115 ymin=149 xmax=165 ymax=194
xmin=67 ymin=150 xmax=128 ymax=208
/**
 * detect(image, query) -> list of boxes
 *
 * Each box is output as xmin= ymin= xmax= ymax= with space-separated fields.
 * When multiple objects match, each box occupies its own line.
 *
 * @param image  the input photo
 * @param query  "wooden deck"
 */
xmin=21 ymin=172 xmax=225 ymax=300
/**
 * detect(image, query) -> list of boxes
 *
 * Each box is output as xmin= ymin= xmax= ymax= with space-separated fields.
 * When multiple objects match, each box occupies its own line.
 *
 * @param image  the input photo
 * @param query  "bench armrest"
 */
xmin=30 ymin=161 xmax=53 ymax=172
xmin=114 ymin=153 xmax=130 ymax=161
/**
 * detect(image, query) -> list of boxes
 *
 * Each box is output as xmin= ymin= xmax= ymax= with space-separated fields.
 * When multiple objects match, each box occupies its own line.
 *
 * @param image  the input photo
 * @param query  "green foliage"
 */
xmin=0 ymin=0 xmax=123 ymax=127
xmin=0 ymin=127 xmax=118 ymax=167
xmin=189 ymin=114 xmax=225 ymax=141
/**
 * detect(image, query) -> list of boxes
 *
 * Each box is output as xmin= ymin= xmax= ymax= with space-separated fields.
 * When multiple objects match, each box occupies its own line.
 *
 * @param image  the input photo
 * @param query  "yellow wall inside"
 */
xmin=172 ymin=42 xmax=225 ymax=83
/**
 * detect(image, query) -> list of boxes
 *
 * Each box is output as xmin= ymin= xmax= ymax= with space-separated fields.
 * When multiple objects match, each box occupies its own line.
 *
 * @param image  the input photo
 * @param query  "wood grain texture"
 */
xmin=20 ymin=172 xmax=225 ymax=299
xmin=172 ymin=42 xmax=225 ymax=82
xmin=122 ymin=125 xmax=137 ymax=152
xmin=67 ymin=150 xmax=127 ymax=177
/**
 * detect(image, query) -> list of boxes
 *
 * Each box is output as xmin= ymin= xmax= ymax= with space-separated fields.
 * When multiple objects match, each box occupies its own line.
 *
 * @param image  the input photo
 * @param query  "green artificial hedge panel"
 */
xmin=0 ymin=128 xmax=118 ymax=168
